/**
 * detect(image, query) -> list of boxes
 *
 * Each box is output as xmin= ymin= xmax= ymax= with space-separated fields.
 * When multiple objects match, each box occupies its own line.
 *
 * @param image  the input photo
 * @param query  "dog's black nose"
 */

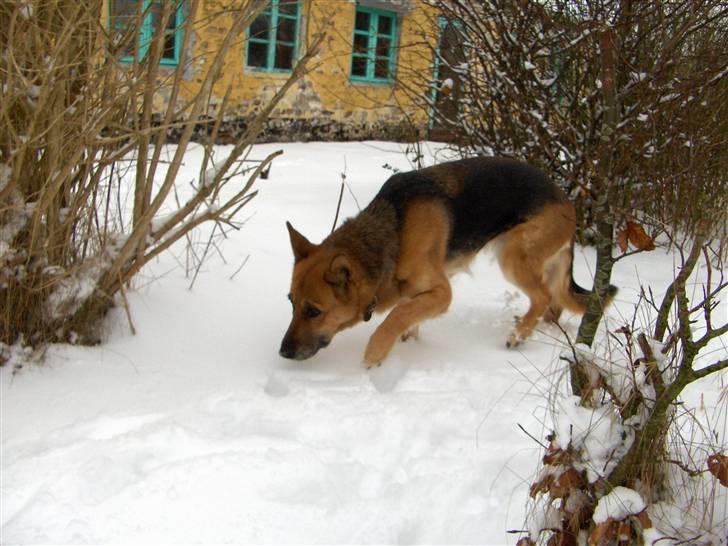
xmin=279 ymin=340 xmax=296 ymax=359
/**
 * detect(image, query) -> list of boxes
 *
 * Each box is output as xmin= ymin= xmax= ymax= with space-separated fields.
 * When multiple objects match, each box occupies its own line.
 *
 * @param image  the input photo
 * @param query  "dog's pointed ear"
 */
xmin=286 ymin=221 xmax=316 ymax=262
xmin=324 ymin=254 xmax=352 ymax=298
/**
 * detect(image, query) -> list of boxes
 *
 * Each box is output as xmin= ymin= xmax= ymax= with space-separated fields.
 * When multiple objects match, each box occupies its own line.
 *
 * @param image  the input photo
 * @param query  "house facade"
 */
xmin=106 ymin=0 xmax=447 ymax=142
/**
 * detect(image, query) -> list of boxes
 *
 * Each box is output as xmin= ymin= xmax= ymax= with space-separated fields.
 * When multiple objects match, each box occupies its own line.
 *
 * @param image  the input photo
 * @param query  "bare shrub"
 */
xmin=0 ymin=0 xmax=325 ymax=349
xmin=518 ymin=236 xmax=727 ymax=544
xmin=403 ymin=0 xmax=728 ymax=348
xmin=398 ymin=2 xmax=728 ymax=539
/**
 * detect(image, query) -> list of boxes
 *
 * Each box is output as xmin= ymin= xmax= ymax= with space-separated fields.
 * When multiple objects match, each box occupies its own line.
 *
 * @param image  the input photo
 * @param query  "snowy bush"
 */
xmin=404 ymin=0 xmax=728 ymax=352
xmin=0 ymin=0 xmax=325 ymax=352
xmin=399 ymin=9 xmax=728 ymax=538
xmin=409 ymin=0 xmax=727 ymax=241
xmin=522 ymin=237 xmax=727 ymax=545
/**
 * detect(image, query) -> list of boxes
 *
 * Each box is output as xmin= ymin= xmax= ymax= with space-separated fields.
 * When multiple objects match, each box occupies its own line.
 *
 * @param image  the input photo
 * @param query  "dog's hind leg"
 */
xmin=364 ymin=202 xmax=452 ymax=367
xmin=542 ymin=304 xmax=563 ymax=323
xmin=498 ymin=202 xmax=576 ymax=347
xmin=500 ymin=239 xmax=551 ymax=347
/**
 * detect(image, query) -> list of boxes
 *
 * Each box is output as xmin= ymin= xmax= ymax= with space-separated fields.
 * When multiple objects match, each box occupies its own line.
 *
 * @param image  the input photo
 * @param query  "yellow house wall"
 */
xmin=165 ymin=0 xmax=440 ymax=139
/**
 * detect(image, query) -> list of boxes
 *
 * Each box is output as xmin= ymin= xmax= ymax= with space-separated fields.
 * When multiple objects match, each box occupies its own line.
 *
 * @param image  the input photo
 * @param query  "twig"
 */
xmin=665 ymin=458 xmax=706 ymax=477
xmin=517 ymin=423 xmax=548 ymax=449
xmin=188 ymin=223 xmax=218 ymax=290
xmin=692 ymin=358 xmax=728 ymax=381
xmin=118 ymin=273 xmax=136 ymax=336
xmin=229 ymin=254 xmax=250 ymax=281
xmin=331 ymin=179 xmax=345 ymax=234
xmin=331 ymin=157 xmax=348 ymax=233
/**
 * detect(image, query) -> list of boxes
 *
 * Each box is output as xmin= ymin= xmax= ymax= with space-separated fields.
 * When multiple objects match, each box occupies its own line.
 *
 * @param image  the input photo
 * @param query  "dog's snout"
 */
xmin=279 ymin=332 xmax=331 ymax=360
xmin=279 ymin=338 xmax=296 ymax=359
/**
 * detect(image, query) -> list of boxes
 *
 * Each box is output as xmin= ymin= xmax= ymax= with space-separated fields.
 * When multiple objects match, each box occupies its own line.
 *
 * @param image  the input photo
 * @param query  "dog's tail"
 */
xmin=549 ymin=241 xmax=617 ymax=316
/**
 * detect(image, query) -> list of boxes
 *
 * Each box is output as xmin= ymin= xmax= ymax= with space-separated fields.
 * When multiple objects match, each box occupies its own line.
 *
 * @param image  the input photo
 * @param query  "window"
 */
xmin=110 ymin=0 xmax=185 ymax=65
xmin=429 ymin=17 xmax=465 ymax=132
xmin=350 ymin=6 xmax=397 ymax=84
xmin=246 ymin=0 xmax=301 ymax=72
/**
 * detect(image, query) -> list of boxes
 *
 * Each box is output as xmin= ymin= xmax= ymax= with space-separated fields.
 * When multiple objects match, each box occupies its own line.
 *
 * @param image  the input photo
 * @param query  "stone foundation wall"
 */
xmin=169 ymin=115 xmax=425 ymax=144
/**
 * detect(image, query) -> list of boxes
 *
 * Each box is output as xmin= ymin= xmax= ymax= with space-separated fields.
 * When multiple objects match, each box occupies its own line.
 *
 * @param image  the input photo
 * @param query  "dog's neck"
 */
xmin=324 ymin=201 xmax=398 ymax=283
xmin=324 ymin=201 xmax=399 ymax=319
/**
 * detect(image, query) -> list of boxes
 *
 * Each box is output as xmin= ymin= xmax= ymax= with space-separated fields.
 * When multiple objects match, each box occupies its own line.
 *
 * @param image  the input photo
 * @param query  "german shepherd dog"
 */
xmin=280 ymin=157 xmax=615 ymax=367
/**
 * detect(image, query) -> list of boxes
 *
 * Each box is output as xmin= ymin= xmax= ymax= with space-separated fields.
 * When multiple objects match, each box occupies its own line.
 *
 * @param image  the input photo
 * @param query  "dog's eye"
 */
xmin=302 ymin=304 xmax=321 ymax=320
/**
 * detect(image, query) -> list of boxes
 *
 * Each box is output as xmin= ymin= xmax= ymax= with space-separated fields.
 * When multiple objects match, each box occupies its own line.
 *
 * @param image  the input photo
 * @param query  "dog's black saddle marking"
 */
xmin=372 ymin=157 xmax=566 ymax=258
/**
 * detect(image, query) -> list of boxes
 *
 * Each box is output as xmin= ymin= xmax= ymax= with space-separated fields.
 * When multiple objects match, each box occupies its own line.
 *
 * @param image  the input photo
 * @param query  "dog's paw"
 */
xmin=506 ymin=331 xmax=523 ymax=348
xmin=364 ymin=329 xmax=395 ymax=367
xmin=363 ymin=346 xmax=385 ymax=368
xmin=363 ymin=342 xmax=388 ymax=368
xmin=400 ymin=325 xmax=420 ymax=343
xmin=363 ymin=359 xmax=382 ymax=369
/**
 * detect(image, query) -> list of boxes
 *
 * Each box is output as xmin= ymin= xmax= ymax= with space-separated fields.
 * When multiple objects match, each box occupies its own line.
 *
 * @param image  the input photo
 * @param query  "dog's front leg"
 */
xmin=363 ymin=280 xmax=451 ymax=367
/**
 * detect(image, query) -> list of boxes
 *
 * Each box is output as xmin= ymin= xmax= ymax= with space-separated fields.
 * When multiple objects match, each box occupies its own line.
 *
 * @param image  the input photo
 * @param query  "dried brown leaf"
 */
xmin=626 ymin=221 xmax=655 ymax=251
xmin=549 ymin=468 xmax=584 ymax=498
xmin=617 ymin=227 xmax=629 ymax=253
xmin=530 ymin=473 xmax=554 ymax=497
xmin=588 ymin=520 xmax=618 ymax=546
xmin=548 ymin=530 xmax=578 ymax=546
xmin=634 ymin=509 xmax=652 ymax=530
xmin=543 ymin=443 xmax=571 ymax=466
xmin=616 ymin=520 xmax=632 ymax=545
xmin=707 ymin=453 xmax=728 ymax=487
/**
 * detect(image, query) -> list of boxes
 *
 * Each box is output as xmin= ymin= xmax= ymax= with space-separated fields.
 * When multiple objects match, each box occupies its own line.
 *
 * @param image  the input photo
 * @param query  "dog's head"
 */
xmin=279 ymin=222 xmax=372 ymax=360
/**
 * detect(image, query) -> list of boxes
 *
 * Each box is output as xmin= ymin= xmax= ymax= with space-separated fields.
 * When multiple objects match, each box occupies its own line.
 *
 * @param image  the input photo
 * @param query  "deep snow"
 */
xmin=1 ymin=141 xmax=726 ymax=544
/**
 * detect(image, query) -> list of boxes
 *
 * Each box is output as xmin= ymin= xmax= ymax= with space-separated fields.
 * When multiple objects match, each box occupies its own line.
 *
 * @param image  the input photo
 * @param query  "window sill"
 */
xmin=117 ymin=58 xmax=180 ymax=67
xmin=244 ymin=66 xmax=294 ymax=76
xmin=349 ymin=77 xmax=395 ymax=86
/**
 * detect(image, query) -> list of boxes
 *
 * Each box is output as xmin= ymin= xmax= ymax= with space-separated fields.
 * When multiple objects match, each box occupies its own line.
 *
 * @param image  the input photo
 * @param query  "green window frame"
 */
xmin=350 ymin=5 xmax=398 ymax=84
xmin=245 ymin=0 xmax=301 ymax=73
xmin=110 ymin=0 xmax=185 ymax=66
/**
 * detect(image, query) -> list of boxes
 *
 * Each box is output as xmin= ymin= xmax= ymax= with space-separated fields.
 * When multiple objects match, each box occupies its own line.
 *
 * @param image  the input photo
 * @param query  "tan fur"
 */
xmin=495 ymin=202 xmax=579 ymax=346
xmin=363 ymin=201 xmax=452 ymax=366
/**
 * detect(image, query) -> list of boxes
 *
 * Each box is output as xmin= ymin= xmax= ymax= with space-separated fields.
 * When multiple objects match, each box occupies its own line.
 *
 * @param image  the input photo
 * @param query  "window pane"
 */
xmin=247 ymin=41 xmax=268 ymax=67
xmin=278 ymin=0 xmax=298 ymax=16
xmin=250 ymin=14 xmax=270 ymax=40
xmin=149 ymin=3 xmax=168 ymax=33
xmin=374 ymin=58 xmax=389 ymax=79
xmin=351 ymin=56 xmax=367 ymax=77
xmin=355 ymin=11 xmax=369 ymax=31
xmin=111 ymin=0 xmax=137 ymax=19
xmin=353 ymin=33 xmax=368 ymax=55
xmin=166 ymin=8 xmax=178 ymax=32
xmin=274 ymin=44 xmax=294 ymax=69
xmin=376 ymin=37 xmax=390 ymax=57
xmin=276 ymin=17 xmax=296 ymax=44
xmin=149 ymin=3 xmax=180 ymax=61
xmin=162 ymin=32 xmax=177 ymax=60
xmin=378 ymin=15 xmax=392 ymax=36
xmin=110 ymin=0 xmax=138 ymax=56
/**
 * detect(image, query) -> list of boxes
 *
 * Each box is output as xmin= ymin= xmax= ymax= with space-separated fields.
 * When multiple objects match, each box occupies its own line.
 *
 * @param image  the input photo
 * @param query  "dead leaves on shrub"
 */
xmin=617 ymin=221 xmax=655 ymax=253
xmin=542 ymin=442 xmax=573 ymax=466
xmin=588 ymin=511 xmax=652 ymax=546
xmin=708 ymin=453 xmax=728 ymax=486
xmin=530 ymin=443 xmax=585 ymax=499
xmin=531 ymin=468 xmax=585 ymax=499
xmin=547 ymin=531 xmax=578 ymax=546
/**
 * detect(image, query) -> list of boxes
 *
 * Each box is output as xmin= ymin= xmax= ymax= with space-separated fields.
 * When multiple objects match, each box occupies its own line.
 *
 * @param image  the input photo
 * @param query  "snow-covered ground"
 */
xmin=1 ymin=142 xmax=726 ymax=544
